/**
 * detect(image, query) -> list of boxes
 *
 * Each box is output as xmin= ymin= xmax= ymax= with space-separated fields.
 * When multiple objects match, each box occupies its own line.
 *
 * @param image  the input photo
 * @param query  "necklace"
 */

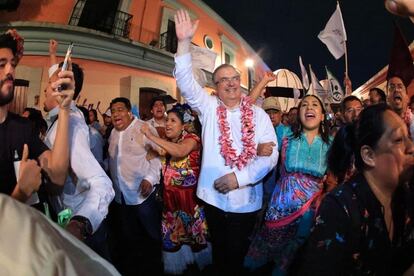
xmin=216 ymin=96 xmax=256 ymax=170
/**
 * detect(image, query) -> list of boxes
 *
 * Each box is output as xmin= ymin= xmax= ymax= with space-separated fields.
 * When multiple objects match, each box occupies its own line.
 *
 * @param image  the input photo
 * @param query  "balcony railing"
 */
xmin=159 ymin=31 xmax=177 ymax=54
xmin=69 ymin=0 xmax=133 ymax=39
xmin=112 ymin=11 xmax=133 ymax=38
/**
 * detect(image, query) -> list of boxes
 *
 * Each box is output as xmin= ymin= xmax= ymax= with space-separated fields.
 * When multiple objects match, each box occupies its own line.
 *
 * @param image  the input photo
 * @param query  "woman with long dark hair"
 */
xmin=297 ymin=104 xmax=414 ymax=274
xmin=141 ymin=104 xmax=211 ymax=274
xmin=245 ymin=94 xmax=332 ymax=274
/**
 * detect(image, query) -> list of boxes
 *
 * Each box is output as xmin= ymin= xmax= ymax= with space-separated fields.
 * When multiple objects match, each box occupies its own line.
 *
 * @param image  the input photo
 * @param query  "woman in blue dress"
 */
xmin=245 ymin=94 xmax=332 ymax=274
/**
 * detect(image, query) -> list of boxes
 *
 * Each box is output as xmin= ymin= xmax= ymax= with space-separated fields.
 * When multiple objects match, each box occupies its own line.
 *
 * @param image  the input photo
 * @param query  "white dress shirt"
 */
xmin=89 ymin=126 xmax=104 ymax=167
xmin=108 ymin=117 xmax=162 ymax=205
xmin=44 ymin=102 xmax=115 ymax=233
xmin=174 ymin=53 xmax=279 ymax=213
xmin=147 ymin=117 xmax=166 ymax=128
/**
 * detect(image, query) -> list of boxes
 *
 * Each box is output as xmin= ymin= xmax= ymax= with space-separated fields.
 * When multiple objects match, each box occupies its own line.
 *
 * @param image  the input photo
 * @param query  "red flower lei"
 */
xmin=217 ymin=96 xmax=256 ymax=170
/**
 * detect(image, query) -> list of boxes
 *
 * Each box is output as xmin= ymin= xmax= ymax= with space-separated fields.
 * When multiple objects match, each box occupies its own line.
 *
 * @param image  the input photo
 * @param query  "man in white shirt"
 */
xmin=387 ymin=75 xmax=414 ymax=140
xmin=174 ymin=10 xmax=278 ymax=275
xmin=77 ymin=105 xmax=105 ymax=167
xmin=386 ymin=25 xmax=414 ymax=140
xmin=44 ymin=62 xmax=114 ymax=259
xmin=146 ymin=96 xmax=167 ymax=138
xmin=0 ymin=194 xmax=120 ymax=276
xmin=108 ymin=97 xmax=162 ymax=275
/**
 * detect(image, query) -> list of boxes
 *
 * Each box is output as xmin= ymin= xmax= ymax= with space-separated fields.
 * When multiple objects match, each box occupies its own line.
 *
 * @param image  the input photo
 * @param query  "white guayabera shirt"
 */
xmin=108 ymin=117 xmax=161 ymax=205
xmin=174 ymin=53 xmax=279 ymax=213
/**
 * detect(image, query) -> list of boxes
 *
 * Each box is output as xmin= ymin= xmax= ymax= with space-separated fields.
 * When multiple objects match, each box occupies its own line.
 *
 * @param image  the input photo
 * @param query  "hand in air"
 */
xmin=51 ymin=59 xmax=75 ymax=109
xmin=174 ymin=9 xmax=199 ymax=42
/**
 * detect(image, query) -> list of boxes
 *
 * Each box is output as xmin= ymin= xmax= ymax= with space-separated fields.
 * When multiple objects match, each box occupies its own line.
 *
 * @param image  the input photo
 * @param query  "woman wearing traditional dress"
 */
xmin=141 ymin=104 xmax=211 ymax=275
xmin=244 ymin=94 xmax=332 ymax=274
xmin=297 ymin=104 xmax=414 ymax=275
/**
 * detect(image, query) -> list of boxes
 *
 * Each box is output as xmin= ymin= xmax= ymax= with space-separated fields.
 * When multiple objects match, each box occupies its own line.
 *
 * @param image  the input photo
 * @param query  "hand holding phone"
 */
xmin=57 ymin=43 xmax=74 ymax=92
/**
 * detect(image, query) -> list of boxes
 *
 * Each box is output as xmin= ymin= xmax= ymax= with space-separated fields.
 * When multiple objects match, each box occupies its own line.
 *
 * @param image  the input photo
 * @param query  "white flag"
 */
xmin=326 ymin=67 xmax=344 ymax=104
xmin=318 ymin=2 xmax=347 ymax=60
xmin=299 ymin=56 xmax=309 ymax=90
xmin=309 ymin=65 xmax=328 ymax=99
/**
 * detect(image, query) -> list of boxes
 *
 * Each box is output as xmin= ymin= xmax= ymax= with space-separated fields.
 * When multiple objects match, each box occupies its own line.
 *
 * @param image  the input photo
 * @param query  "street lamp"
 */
xmin=245 ymin=58 xmax=254 ymax=68
xmin=245 ymin=59 xmax=254 ymax=91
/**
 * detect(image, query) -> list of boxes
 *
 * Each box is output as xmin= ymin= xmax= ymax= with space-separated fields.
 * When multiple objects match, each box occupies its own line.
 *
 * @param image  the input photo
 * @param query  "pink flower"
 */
xmin=216 ymin=96 xmax=256 ymax=170
xmin=165 ymin=211 xmax=175 ymax=225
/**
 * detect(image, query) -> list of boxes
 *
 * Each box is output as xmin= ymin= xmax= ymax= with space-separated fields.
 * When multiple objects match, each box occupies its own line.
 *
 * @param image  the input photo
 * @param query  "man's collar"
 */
xmin=216 ymin=97 xmax=241 ymax=111
xmin=47 ymin=101 xmax=77 ymax=120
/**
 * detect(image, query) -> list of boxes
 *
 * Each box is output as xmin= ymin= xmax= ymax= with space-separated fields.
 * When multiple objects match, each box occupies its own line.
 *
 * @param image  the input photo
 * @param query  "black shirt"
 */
xmin=0 ymin=112 xmax=49 ymax=195
xmin=296 ymin=174 xmax=413 ymax=275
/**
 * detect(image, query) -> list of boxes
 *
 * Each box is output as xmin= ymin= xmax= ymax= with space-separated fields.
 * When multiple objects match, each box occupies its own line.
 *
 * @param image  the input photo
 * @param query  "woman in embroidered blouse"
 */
xmin=296 ymin=104 xmax=414 ymax=275
xmin=244 ymin=94 xmax=332 ymax=274
xmin=141 ymin=104 xmax=211 ymax=275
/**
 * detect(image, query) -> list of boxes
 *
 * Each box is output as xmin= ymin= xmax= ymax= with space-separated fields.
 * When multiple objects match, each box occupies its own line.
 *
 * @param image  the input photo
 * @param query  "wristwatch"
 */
xmin=70 ymin=215 xmax=93 ymax=239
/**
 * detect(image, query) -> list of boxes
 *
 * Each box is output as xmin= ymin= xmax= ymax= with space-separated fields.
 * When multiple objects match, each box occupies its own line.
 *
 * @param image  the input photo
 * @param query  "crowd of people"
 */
xmin=1 ymin=8 xmax=414 ymax=276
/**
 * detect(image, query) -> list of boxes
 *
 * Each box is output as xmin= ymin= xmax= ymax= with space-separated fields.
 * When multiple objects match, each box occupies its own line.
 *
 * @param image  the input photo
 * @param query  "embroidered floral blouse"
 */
xmin=276 ymin=126 xmax=332 ymax=178
xmin=296 ymin=174 xmax=414 ymax=275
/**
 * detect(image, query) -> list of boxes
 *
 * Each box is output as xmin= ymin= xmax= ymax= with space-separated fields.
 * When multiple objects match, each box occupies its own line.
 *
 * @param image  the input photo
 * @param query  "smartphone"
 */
xmin=57 ymin=42 xmax=74 ymax=92
xmin=61 ymin=42 xmax=74 ymax=71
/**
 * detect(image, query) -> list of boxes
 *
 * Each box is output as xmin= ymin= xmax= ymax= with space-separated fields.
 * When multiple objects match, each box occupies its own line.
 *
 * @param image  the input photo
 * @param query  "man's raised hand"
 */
xmin=49 ymin=39 xmax=58 ymax=56
xmin=174 ymin=9 xmax=199 ymax=42
xmin=51 ymin=59 xmax=75 ymax=109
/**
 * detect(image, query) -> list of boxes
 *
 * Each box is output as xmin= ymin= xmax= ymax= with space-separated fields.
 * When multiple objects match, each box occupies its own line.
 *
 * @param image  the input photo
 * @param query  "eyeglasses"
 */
xmin=215 ymin=75 xmax=240 ymax=85
xmin=388 ymin=83 xmax=405 ymax=91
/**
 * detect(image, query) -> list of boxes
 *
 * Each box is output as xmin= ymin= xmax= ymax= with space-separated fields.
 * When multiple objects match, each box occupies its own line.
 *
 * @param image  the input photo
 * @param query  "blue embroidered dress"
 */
xmin=245 ymin=126 xmax=332 ymax=274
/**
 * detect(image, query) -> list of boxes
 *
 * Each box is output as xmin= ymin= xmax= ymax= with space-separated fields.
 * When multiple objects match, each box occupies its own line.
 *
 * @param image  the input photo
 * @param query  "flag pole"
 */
xmin=324 ymin=65 xmax=333 ymax=113
xmin=308 ymin=64 xmax=313 ymax=95
xmin=344 ymin=40 xmax=349 ymax=78
xmin=337 ymin=0 xmax=348 ymax=77
xmin=337 ymin=0 xmax=351 ymax=94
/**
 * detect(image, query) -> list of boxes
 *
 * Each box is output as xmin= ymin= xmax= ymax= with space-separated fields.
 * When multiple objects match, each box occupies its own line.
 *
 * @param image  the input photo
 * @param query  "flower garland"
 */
xmin=217 ymin=96 xmax=256 ymax=170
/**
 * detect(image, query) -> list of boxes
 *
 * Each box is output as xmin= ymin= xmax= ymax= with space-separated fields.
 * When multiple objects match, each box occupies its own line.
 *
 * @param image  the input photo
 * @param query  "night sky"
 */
xmin=202 ymin=0 xmax=414 ymax=89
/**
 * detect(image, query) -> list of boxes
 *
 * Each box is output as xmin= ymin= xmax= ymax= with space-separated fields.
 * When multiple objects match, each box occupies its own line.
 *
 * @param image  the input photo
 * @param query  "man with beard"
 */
xmin=386 ymin=24 xmax=414 ymax=140
xmin=341 ymin=95 xmax=364 ymax=124
xmin=0 ymin=29 xmax=72 ymax=203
